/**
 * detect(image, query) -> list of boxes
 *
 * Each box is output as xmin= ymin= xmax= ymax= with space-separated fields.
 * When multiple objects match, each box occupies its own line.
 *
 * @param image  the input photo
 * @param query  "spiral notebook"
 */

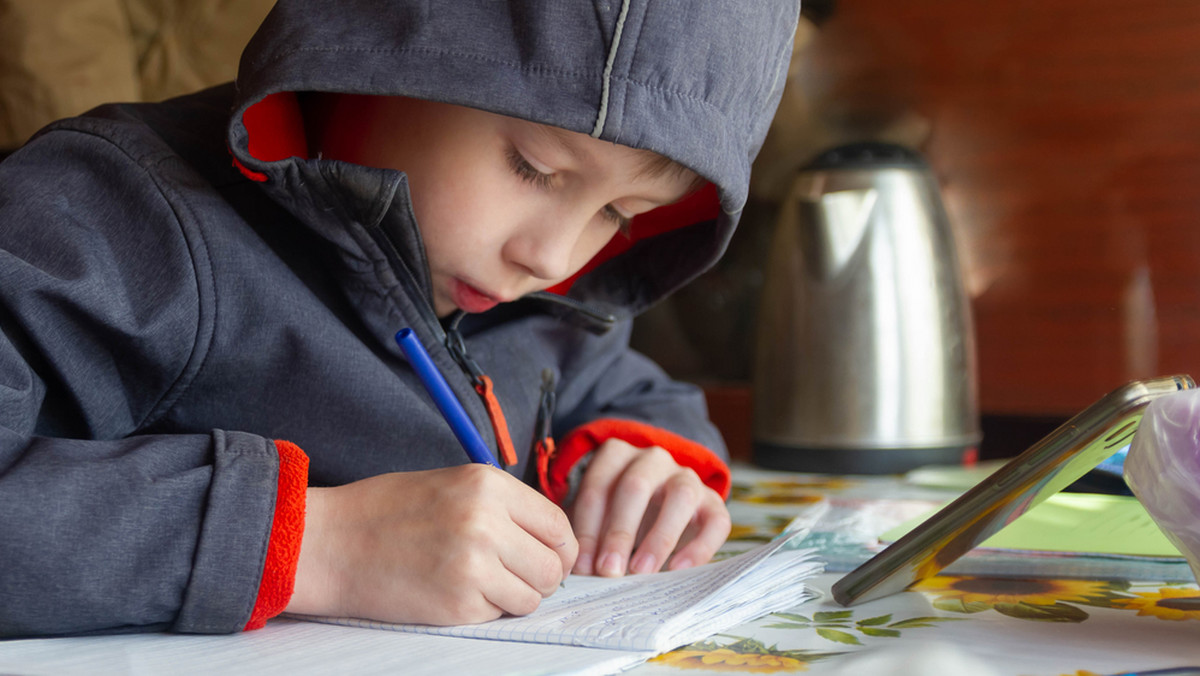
xmin=296 ymin=523 xmax=822 ymax=655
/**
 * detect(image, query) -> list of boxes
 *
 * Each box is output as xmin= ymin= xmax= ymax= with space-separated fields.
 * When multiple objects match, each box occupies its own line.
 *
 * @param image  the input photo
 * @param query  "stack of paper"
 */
xmin=0 ymin=527 xmax=822 ymax=676
xmin=302 ymin=527 xmax=823 ymax=655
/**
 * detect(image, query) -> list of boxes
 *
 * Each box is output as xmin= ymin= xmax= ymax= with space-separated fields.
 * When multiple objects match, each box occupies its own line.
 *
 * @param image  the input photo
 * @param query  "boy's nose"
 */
xmin=507 ymin=215 xmax=586 ymax=282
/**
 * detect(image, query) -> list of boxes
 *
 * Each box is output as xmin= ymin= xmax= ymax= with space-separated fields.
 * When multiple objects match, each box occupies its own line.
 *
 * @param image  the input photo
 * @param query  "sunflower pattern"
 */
xmin=1111 ymin=586 xmax=1200 ymax=621
xmin=729 ymin=478 xmax=854 ymax=506
xmin=911 ymin=575 xmax=1129 ymax=622
xmin=646 ymin=470 xmax=1200 ymax=675
xmin=727 ymin=516 xmax=794 ymax=544
xmin=650 ymin=637 xmax=842 ymax=673
xmin=909 ymin=575 xmax=1200 ymax=625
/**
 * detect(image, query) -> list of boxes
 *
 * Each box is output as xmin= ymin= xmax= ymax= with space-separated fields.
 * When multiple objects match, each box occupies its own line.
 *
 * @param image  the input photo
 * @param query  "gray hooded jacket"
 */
xmin=0 ymin=0 xmax=799 ymax=636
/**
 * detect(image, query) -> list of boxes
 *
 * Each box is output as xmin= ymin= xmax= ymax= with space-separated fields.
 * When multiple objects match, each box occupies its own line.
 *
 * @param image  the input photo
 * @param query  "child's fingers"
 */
xmin=568 ymin=440 xmax=733 ymax=578
xmin=626 ymin=471 xmax=704 ymax=574
xmin=591 ymin=446 xmax=679 ymax=576
xmin=568 ymin=440 xmax=638 ymax=574
xmin=434 ymin=469 xmax=576 ymax=619
xmin=505 ymin=474 xmax=579 ymax=578
xmin=496 ymin=526 xmax=576 ymax=603
xmin=479 ymin=576 xmax=542 ymax=619
xmin=435 ymin=533 xmax=570 ymax=621
xmin=666 ymin=493 xmax=731 ymax=572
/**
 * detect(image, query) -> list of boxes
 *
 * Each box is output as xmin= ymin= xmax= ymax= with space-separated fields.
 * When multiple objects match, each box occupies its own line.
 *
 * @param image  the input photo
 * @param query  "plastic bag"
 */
xmin=1125 ymin=387 xmax=1200 ymax=583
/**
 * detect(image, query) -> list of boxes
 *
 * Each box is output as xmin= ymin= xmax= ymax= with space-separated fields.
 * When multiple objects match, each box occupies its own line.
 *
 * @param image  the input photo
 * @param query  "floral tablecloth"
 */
xmin=630 ymin=464 xmax=1200 ymax=676
xmin=2 ymin=463 xmax=1197 ymax=676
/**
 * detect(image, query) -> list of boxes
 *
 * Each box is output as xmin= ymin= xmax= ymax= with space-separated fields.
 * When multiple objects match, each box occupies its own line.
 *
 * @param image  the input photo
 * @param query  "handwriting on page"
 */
xmin=305 ymin=523 xmax=823 ymax=654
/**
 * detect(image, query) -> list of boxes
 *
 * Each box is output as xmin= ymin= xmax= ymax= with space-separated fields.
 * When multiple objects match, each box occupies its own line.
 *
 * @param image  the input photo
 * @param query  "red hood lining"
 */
xmin=234 ymin=92 xmax=721 ymax=293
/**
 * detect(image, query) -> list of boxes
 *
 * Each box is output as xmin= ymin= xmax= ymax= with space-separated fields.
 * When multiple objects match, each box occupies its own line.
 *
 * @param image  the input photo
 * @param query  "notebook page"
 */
xmin=0 ymin=618 xmax=650 ymax=676
xmin=304 ymin=530 xmax=821 ymax=652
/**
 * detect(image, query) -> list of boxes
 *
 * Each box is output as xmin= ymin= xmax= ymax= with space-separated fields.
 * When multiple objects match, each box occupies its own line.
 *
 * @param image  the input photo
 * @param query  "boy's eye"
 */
xmin=506 ymin=146 xmax=555 ymax=189
xmin=507 ymin=144 xmax=633 ymax=237
xmin=602 ymin=205 xmax=633 ymax=237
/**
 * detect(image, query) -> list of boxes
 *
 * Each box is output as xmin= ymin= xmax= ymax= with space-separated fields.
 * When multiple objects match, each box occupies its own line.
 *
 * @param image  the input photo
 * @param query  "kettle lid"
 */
xmin=805 ymin=141 xmax=927 ymax=171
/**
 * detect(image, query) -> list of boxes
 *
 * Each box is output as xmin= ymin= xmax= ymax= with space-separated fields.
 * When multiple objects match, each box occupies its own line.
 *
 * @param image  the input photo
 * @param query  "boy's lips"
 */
xmin=452 ymin=279 xmax=504 ymax=313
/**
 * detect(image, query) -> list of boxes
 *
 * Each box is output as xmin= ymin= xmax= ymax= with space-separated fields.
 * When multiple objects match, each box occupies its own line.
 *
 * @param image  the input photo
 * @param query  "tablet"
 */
xmin=830 ymin=374 xmax=1196 ymax=606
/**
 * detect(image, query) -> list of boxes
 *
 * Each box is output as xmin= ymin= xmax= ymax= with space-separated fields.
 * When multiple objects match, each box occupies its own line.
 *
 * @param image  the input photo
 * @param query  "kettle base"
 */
xmin=753 ymin=441 xmax=974 ymax=475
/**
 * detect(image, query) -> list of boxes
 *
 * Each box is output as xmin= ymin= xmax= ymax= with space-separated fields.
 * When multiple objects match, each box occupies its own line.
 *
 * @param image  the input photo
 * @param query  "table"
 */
xmin=631 ymin=464 xmax=1200 ymax=676
xmin=2 ymin=463 xmax=1197 ymax=675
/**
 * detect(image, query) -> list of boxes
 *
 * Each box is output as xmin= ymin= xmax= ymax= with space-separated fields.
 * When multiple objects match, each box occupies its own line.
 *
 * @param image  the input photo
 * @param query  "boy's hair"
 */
xmin=634 ymin=151 xmax=708 ymax=195
xmin=526 ymin=116 xmax=707 ymax=194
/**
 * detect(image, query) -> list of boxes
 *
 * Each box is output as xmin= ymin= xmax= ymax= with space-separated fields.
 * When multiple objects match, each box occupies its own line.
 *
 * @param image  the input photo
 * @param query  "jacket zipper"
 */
xmin=366 ymin=224 xmax=446 ymax=342
xmin=367 ymin=224 xmax=605 ymax=470
xmin=365 ymin=224 xmax=521 ymax=463
xmin=446 ymin=312 xmax=518 ymax=467
xmin=533 ymin=367 xmax=559 ymax=497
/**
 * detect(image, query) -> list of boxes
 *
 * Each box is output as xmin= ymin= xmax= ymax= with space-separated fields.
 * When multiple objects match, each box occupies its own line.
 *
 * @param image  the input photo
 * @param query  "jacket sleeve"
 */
xmin=0 ymin=127 xmax=296 ymax=636
xmin=540 ymin=317 xmax=730 ymax=505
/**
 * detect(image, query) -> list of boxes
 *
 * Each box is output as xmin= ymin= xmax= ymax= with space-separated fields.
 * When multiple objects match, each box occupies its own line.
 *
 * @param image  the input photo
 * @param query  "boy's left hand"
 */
xmin=568 ymin=438 xmax=731 ymax=577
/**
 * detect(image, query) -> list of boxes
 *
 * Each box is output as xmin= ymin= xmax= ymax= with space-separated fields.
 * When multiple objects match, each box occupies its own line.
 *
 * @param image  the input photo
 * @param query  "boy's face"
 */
xmin=314 ymin=96 xmax=697 ymax=317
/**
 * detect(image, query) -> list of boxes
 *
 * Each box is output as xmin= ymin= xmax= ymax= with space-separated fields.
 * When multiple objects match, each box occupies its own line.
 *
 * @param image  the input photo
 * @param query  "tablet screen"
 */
xmin=831 ymin=374 xmax=1195 ymax=606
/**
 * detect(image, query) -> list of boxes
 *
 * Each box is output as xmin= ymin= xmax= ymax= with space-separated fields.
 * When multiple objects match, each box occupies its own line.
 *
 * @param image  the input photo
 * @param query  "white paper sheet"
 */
xmin=305 ymin=528 xmax=822 ymax=653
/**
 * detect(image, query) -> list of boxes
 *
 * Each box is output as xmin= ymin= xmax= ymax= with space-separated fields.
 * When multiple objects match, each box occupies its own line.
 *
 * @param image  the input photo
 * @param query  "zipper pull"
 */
xmin=534 ymin=368 xmax=558 ymax=496
xmin=445 ymin=322 xmax=519 ymax=468
xmin=473 ymin=374 xmax=518 ymax=467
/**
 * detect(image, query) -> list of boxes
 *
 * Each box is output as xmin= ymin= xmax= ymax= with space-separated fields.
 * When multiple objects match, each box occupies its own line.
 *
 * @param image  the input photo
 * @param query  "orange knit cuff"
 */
xmin=244 ymin=440 xmax=309 ymax=631
xmin=537 ymin=418 xmax=731 ymax=506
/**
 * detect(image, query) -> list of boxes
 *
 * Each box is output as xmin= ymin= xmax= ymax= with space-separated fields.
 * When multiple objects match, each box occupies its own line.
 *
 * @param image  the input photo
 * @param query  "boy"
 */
xmin=0 ymin=0 xmax=801 ymax=636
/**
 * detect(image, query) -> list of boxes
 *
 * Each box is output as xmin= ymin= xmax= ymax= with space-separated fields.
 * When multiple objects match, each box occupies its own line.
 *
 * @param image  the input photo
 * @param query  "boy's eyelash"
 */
xmin=506 ymin=144 xmax=632 ymax=237
xmin=507 ymin=146 xmax=555 ymax=189
xmin=603 ymin=206 xmax=633 ymax=237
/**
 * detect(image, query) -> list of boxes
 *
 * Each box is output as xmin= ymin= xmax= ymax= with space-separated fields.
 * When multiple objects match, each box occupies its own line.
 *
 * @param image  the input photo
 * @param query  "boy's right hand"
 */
xmin=284 ymin=464 xmax=578 ymax=625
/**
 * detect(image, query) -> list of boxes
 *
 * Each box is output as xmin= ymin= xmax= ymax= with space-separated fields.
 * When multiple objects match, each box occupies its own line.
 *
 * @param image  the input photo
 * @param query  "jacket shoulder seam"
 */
xmin=37 ymin=124 xmax=216 ymax=431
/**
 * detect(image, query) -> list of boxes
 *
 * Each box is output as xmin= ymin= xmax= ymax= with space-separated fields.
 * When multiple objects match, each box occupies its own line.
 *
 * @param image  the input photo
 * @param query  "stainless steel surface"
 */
xmin=753 ymin=143 xmax=981 ymax=470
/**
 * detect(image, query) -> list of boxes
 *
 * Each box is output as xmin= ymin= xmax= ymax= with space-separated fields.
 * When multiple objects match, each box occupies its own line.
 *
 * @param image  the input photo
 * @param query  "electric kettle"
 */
xmin=752 ymin=142 xmax=981 ymax=474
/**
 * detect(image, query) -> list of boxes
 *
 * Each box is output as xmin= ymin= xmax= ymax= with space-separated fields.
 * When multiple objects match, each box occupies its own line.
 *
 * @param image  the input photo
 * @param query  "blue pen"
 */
xmin=395 ymin=328 xmax=500 ymax=467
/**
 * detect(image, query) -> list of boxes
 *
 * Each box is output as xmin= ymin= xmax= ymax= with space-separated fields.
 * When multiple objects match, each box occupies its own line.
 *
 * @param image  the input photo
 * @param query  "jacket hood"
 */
xmin=227 ymin=0 xmax=800 ymax=317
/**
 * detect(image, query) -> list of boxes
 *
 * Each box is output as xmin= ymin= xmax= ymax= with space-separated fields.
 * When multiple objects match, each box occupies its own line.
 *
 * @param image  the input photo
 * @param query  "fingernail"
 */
xmin=598 ymin=552 xmax=624 ymax=576
xmin=630 ymin=552 xmax=657 ymax=575
xmin=575 ymin=552 xmax=593 ymax=575
xmin=669 ymin=556 xmax=693 ymax=571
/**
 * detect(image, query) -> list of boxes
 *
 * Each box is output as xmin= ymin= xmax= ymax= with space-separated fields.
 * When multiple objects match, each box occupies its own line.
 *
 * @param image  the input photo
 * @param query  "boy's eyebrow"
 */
xmin=531 ymin=124 xmax=590 ymax=164
xmin=634 ymin=153 xmax=704 ymax=190
xmin=532 ymin=121 xmax=702 ymax=193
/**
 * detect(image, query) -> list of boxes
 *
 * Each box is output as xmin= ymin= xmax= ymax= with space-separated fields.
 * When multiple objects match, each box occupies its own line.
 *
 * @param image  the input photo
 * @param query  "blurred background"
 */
xmin=3 ymin=0 xmax=1199 ymax=464
xmin=0 ymin=0 xmax=275 ymax=152
xmin=632 ymin=0 xmax=1200 ymax=462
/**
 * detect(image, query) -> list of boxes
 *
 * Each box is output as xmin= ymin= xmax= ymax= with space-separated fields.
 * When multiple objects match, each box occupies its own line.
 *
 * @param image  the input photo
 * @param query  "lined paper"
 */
xmin=303 ymin=527 xmax=822 ymax=653
xmin=0 ymin=619 xmax=650 ymax=676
